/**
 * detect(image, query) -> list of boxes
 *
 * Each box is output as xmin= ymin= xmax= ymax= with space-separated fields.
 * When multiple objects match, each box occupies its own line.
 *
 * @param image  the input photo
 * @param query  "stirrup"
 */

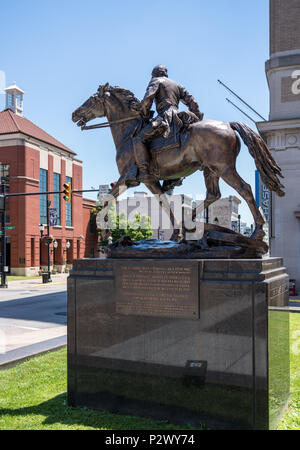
xmin=138 ymin=171 xmax=155 ymax=183
xmin=125 ymin=177 xmax=140 ymax=188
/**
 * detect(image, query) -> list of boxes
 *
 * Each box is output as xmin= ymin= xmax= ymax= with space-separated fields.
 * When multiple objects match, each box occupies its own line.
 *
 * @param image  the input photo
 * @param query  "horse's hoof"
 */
xmin=251 ymin=228 xmax=265 ymax=240
xmin=125 ymin=179 xmax=140 ymax=188
xmin=101 ymin=231 xmax=111 ymax=241
xmin=170 ymin=231 xmax=182 ymax=242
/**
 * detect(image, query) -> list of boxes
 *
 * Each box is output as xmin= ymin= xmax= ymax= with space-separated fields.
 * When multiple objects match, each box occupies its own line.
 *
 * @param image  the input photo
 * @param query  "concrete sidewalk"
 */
xmin=0 ymin=274 xmax=68 ymax=369
xmin=5 ymin=273 xmax=69 ymax=289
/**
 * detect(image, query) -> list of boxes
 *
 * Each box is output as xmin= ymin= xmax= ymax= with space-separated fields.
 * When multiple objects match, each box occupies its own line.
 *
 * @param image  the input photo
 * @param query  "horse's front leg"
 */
xmin=99 ymin=176 xmax=128 ymax=242
xmin=145 ymin=180 xmax=182 ymax=242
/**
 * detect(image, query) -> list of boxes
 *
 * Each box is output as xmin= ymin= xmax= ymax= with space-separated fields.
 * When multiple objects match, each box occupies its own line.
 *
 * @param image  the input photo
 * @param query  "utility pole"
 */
xmin=0 ymin=179 xmax=7 ymax=288
xmin=205 ymin=206 xmax=209 ymax=224
xmin=46 ymin=200 xmax=52 ymax=283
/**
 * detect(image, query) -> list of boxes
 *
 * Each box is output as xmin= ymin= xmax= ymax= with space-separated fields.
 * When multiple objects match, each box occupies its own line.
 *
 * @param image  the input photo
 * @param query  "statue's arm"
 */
xmin=179 ymin=85 xmax=203 ymax=120
xmin=141 ymin=78 xmax=159 ymax=116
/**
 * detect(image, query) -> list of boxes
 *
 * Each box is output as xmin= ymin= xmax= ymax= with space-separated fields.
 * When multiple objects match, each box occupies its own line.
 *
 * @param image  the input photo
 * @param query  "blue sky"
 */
xmin=0 ymin=0 xmax=270 ymax=225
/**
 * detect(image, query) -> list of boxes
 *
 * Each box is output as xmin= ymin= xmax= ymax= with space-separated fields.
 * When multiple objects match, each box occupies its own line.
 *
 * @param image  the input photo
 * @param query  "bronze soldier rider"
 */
xmin=132 ymin=64 xmax=204 ymax=183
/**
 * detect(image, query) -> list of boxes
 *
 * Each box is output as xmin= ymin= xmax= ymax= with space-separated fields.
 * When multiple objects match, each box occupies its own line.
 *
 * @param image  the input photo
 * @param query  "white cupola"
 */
xmin=4 ymin=82 xmax=24 ymax=116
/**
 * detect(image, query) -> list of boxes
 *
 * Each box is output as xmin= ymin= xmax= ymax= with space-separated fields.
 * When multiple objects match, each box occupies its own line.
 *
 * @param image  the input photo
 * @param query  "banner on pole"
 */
xmin=255 ymin=170 xmax=272 ymax=233
xmin=49 ymin=208 xmax=58 ymax=226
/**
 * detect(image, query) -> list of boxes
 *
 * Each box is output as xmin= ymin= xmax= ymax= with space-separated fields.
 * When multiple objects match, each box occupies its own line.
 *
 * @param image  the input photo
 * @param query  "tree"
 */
xmin=93 ymin=200 xmax=153 ymax=249
xmin=127 ymin=213 xmax=153 ymax=241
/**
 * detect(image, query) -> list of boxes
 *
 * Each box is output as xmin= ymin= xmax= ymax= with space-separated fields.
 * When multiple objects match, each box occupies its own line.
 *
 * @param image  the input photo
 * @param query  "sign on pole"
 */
xmin=99 ymin=185 xmax=110 ymax=195
xmin=255 ymin=170 xmax=272 ymax=233
xmin=97 ymin=185 xmax=111 ymax=208
xmin=49 ymin=208 xmax=58 ymax=226
xmin=0 ymin=228 xmax=14 ymax=234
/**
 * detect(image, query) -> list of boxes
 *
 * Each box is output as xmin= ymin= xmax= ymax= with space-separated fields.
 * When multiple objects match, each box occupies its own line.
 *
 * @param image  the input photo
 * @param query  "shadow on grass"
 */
xmin=0 ymin=392 xmax=191 ymax=430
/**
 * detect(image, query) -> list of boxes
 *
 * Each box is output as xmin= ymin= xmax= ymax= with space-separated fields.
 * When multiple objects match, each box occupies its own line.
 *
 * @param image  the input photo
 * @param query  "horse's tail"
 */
xmin=230 ymin=121 xmax=285 ymax=197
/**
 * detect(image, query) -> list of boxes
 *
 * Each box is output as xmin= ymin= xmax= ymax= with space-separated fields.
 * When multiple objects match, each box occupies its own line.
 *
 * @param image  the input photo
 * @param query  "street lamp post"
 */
xmin=0 ymin=179 xmax=8 ymax=288
xmin=39 ymin=223 xmax=45 ymax=271
xmin=46 ymin=200 xmax=52 ymax=282
xmin=52 ymin=239 xmax=58 ymax=268
xmin=66 ymin=240 xmax=70 ymax=268
xmin=205 ymin=207 xmax=209 ymax=224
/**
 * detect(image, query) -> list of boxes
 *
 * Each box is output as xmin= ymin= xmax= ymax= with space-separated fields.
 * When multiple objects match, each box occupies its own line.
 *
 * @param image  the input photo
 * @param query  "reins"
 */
xmin=81 ymin=115 xmax=141 ymax=130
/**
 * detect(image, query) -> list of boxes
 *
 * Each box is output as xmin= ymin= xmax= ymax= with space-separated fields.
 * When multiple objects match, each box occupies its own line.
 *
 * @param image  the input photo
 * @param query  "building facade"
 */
xmin=115 ymin=192 xmax=242 ymax=240
xmin=116 ymin=191 xmax=194 ymax=240
xmin=0 ymin=83 xmax=97 ymax=275
xmin=257 ymin=0 xmax=300 ymax=290
xmin=194 ymin=195 xmax=242 ymax=231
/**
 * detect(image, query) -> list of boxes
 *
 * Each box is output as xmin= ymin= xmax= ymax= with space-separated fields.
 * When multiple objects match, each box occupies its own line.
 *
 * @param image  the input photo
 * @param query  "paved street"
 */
xmin=0 ymin=274 xmax=67 ymax=366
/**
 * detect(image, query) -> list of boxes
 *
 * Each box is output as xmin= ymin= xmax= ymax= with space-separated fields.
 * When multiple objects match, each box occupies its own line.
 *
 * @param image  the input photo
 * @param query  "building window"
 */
xmin=40 ymin=169 xmax=48 ymax=224
xmin=16 ymin=93 xmax=22 ymax=108
xmin=0 ymin=163 xmax=10 ymax=192
xmin=7 ymin=93 xmax=13 ymax=108
xmin=31 ymin=238 xmax=35 ymax=267
xmin=65 ymin=176 xmax=72 ymax=227
xmin=53 ymin=173 xmax=61 ymax=225
xmin=90 ymin=211 xmax=96 ymax=234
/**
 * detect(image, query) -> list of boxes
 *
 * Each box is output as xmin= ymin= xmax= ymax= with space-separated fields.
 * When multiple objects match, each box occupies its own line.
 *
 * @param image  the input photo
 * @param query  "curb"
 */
xmin=0 ymin=335 xmax=67 ymax=370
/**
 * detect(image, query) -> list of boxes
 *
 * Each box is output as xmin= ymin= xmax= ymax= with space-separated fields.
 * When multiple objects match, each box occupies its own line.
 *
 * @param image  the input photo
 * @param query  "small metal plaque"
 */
xmin=115 ymin=261 xmax=199 ymax=319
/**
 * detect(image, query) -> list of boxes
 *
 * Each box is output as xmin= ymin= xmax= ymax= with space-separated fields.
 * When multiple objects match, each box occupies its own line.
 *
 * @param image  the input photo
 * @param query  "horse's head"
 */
xmin=72 ymin=82 xmax=110 ymax=127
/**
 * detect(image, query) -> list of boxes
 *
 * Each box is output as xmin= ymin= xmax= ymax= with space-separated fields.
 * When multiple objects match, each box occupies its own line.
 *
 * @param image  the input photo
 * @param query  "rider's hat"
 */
xmin=152 ymin=65 xmax=168 ymax=78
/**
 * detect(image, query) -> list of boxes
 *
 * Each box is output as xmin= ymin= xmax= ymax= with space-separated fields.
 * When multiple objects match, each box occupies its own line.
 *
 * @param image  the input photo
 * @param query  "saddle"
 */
xmin=148 ymin=110 xmax=199 ymax=153
xmin=125 ymin=111 xmax=200 ymax=187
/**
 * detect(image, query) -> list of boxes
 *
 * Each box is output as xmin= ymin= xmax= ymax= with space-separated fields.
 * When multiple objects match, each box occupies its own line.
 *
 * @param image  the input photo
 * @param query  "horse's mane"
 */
xmin=109 ymin=86 xmax=142 ymax=113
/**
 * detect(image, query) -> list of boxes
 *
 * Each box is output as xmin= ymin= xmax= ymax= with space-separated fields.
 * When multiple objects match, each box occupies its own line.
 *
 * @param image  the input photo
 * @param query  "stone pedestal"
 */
xmin=67 ymin=257 xmax=290 ymax=429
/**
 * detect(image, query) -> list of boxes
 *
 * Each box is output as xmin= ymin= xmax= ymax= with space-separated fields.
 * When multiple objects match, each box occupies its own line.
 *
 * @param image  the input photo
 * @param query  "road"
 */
xmin=0 ymin=274 xmax=67 ymax=365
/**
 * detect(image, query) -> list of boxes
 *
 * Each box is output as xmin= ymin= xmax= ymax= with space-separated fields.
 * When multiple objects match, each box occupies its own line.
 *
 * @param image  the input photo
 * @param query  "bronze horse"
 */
xmin=72 ymin=83 xmax=284 ymax=240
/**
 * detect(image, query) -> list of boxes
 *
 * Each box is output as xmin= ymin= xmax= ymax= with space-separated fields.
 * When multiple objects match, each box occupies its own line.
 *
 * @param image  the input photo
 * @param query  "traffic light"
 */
xmin=63 ymin=182 xmax=71 ymax=202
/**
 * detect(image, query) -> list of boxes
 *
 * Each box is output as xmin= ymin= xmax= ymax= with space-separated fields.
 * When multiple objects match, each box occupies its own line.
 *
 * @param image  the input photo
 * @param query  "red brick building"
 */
xmin=0 ymin=83 xmax=98 ymax=275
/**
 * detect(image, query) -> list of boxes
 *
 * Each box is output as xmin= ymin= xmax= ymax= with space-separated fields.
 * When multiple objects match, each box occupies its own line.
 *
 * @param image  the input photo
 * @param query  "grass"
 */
xmin=277 ymin=313 xmax=300 ymax=430
xmin=6 ymin=276 xmax=41 ymax=281
xmin=0 ymin=350 xmax=196 ymax=430
xmin=0 ymin=313 xmax=298 ymax=430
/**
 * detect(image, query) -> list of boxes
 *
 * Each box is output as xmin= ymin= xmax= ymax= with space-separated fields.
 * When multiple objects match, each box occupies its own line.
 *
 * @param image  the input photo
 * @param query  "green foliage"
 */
xmin=96 ymin=200 xmax=152 ymax=248
xmin=127 ymin=212 xmax=153 ymax=241
xmin=277 ymin=313 xmax=300 ymax=430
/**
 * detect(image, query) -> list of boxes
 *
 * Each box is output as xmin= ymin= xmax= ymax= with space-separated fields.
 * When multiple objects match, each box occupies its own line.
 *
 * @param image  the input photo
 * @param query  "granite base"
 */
xmin=67 ymin=257 xmax=290 ymax=429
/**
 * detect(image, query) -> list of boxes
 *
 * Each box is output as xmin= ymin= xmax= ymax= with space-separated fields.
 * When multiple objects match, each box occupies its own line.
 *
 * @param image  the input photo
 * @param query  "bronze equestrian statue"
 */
xmin=72 ymin=66 xmax=284 ymax=242
xmin=131 ymin=64 xmax=203 ymax=184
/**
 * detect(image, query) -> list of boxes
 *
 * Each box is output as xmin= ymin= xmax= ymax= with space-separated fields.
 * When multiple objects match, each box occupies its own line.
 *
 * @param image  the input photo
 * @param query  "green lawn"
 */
xmin=0 ymin=350 xmax=195 ymax=430
xmin=6 ymin=276 xmax=41 ymax=281
xmin=0 ymin=313 xmax=298 ymax=430
xmin=277 ymin=313 xmax=300 ymax=430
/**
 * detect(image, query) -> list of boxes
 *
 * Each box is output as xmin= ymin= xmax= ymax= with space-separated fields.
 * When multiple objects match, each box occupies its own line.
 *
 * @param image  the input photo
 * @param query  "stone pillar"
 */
xmin=257 ymin=0 xmax=300 ymax=292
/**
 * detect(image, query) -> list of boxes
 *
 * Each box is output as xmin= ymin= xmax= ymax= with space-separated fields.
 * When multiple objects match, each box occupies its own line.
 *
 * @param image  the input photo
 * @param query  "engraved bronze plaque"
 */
xmin=115 ymin=261 xmax=199 ymax=319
